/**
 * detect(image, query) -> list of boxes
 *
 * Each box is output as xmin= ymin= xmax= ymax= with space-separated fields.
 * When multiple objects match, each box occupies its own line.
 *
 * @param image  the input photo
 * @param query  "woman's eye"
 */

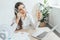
xmin=20 ymin=9 xmax=22 ymax=10
xmin=19 ymin=9 xmax=22 ymax=11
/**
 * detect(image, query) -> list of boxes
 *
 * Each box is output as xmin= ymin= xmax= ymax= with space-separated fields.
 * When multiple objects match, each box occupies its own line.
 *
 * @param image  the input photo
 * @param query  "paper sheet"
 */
xmin=11 ymin=32 xmax=30 ymax=40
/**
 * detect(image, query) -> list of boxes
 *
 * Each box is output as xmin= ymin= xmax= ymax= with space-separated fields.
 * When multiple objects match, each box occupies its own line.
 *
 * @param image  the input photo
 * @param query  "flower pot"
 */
xmin=40 ymin=22 xmax=46 ymax=27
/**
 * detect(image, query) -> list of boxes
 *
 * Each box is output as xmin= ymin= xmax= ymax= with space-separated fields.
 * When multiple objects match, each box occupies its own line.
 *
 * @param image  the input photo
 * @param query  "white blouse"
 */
xmin=21 ymin=13 xmax=35 ymax=29
xmin=11 ymin=13 xmax=36 ymax=30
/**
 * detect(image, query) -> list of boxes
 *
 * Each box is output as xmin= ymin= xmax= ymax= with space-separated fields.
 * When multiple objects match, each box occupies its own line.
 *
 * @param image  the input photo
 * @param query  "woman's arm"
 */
xmin=28 ymin=14 xmax=36 ymax=29
xmin=10 ymin=17 xmax=18 ymax=32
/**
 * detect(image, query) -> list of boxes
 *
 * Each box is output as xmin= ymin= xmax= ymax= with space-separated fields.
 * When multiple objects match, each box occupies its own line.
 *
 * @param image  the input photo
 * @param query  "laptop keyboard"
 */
xmin=37 ymin=32 xmax=48 ymax=39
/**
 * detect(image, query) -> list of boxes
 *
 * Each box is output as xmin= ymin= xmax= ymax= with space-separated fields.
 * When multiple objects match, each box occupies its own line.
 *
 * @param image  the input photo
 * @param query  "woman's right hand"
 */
xmin=17 ymin=13 xmax=21 ymax=19
xmin=16 ymin=13 xmax=21 ymax=24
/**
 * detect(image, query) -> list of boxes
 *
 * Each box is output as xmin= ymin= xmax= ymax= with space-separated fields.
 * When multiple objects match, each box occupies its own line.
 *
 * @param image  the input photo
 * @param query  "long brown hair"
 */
xmin=14 ymin=2 xmax=24 ymax=30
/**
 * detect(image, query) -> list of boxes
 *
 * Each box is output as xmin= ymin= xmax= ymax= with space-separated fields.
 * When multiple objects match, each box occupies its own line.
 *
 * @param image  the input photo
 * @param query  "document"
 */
xmin=11 ymin=32 xmax=30 ymax=40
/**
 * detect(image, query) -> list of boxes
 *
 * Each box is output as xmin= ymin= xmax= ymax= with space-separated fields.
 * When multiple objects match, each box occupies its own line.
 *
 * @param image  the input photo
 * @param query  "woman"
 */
xmin=11 ymin=2 xmax=35 ymax=31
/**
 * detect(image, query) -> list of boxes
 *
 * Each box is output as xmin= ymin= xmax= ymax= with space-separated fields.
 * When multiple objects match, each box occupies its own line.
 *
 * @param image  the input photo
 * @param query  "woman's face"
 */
xmin=18 ymin=5 xmax=26 ymax=14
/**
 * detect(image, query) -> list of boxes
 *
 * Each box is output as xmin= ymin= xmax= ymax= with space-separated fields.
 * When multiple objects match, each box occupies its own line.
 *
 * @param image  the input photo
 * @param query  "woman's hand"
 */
xmin=16 ymin=13 xmax=21 ymax=24
xmin=17 ymin=13 xmax=21 ymax=19
xmin=36 ymin=10 xmax=41 ymax=20
xmin=36 ymin=10 xmax=43 ymax=21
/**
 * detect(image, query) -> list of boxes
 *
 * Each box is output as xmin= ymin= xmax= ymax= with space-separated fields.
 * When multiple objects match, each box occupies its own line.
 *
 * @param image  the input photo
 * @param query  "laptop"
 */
xmin=31 ymin=25 xmax=59 ymax=40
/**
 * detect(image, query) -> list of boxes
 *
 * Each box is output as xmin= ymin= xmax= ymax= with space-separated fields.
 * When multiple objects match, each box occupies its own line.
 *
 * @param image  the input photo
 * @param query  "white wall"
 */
xmin=0 ymin=0 xmax=17 ymax=25
xmin=48 ymin=0 xmax=60 ymax=5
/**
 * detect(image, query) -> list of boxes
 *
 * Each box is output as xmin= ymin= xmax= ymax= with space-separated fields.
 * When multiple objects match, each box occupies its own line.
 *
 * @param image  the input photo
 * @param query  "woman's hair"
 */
xmin=14 ymin=2 xmax=24 ymax=30
xmin=15 ymin=2 xmax=24 ymax=18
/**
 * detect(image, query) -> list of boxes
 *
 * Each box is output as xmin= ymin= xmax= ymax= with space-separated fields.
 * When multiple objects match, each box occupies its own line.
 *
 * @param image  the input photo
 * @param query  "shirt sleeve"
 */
xmin=28 ymin=14 xmax=36 ymax=29
xmin=10 ymin=17 xmax=17 ymax=32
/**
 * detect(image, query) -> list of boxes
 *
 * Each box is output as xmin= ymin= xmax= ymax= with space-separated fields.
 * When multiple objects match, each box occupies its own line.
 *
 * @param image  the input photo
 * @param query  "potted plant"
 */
xmin=39 ymin=0 xmax=51 ymax=27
